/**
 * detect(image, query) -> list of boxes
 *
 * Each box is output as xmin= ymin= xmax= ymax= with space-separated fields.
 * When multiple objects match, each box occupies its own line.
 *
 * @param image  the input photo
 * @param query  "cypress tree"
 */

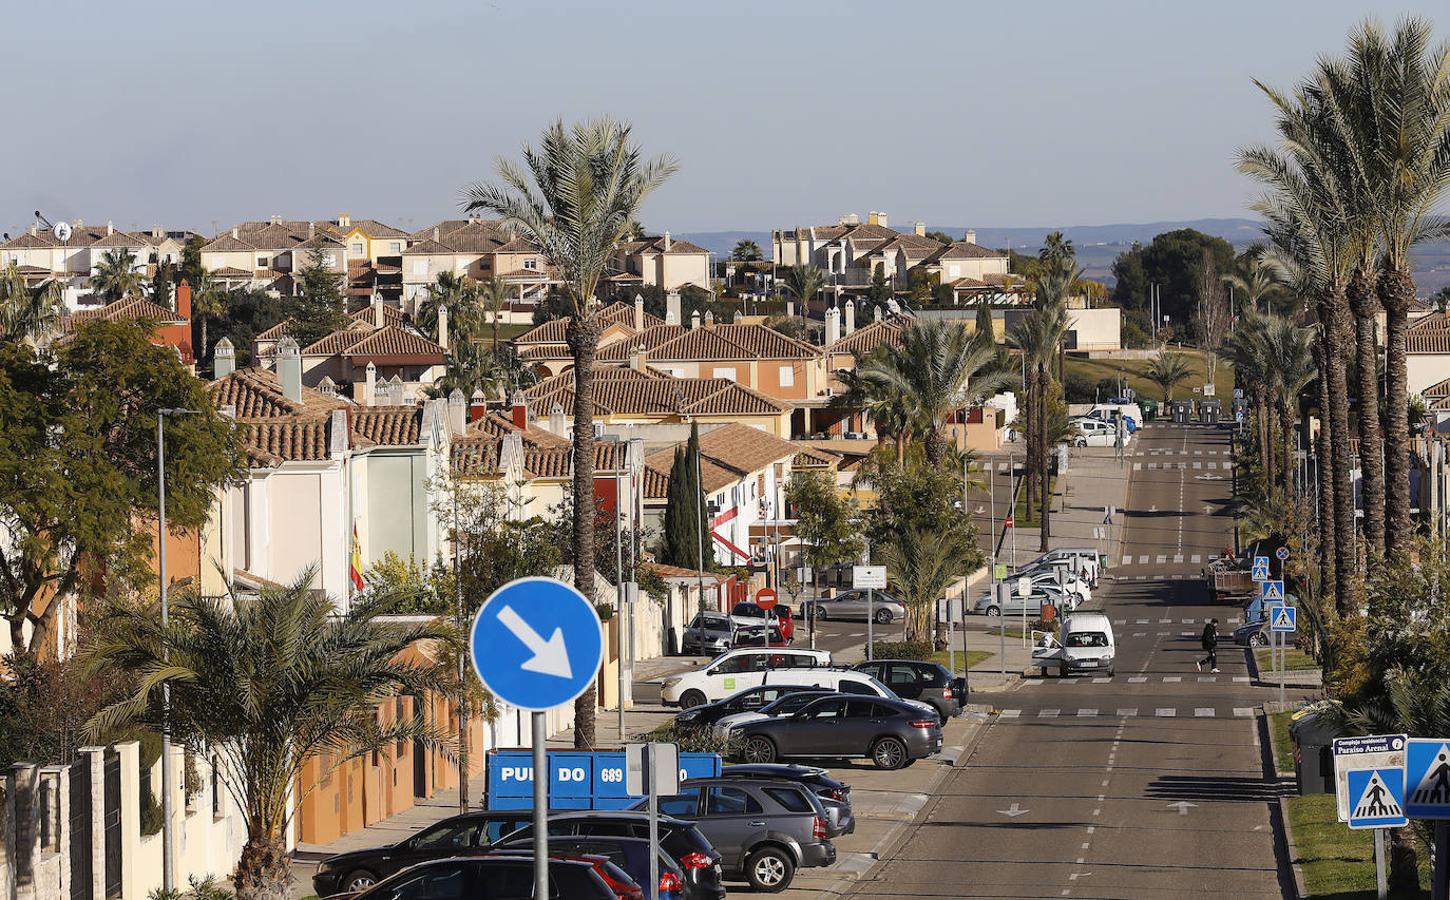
xmin=662 ymin=423 xmax=706 ymax=568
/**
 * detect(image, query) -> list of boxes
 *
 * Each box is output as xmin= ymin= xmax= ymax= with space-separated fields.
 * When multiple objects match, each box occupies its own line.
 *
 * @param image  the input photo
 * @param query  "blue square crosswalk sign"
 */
xmin=1405 ymin=739 xmax=1450 ymax=819
xmin=1269 ymin=605 xmax=1296 ymax=632
xmin=1347 ymin=767 xmax=1407 ymax=829
xmin=1251 ymin=556 xmax=1270 ymax=580
xmin=1261 ymin=580 xmax=1285 ymax=602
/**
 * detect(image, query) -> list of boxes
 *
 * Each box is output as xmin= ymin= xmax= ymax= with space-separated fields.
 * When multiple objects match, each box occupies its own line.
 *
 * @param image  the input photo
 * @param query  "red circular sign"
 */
xmin=1004 ymin=515 xmax=1015 ymax=528
xmin=754 ymin=587 xmax=779 ymax=610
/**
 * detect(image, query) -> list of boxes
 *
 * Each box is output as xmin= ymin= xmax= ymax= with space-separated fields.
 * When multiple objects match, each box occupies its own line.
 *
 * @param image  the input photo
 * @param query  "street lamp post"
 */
xmin=156 ymin=407 xmax=200 ymax=893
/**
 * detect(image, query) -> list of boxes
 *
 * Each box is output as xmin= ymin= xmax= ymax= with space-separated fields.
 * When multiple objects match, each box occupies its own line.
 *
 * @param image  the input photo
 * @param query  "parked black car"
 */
xmin=719 ymin=763 xmax=854 ymax=835
xmin=502 ymin=811 xmax=726 ymax=900
xmin=737 ymin=695 xmax=943 ymax=770
xmin=853 ymin=659 xmax=964 ymax=721
xmin=311 ymin=810 xmax=534 ymax=896
xmin=493 ymin=834 xmax=686 ymax=899
xmin=674 ymin=684 xmax=832 ymax=730
xmin=341 ymin=855 xmax=615 ymax=899
xmin=631 ymin=777 xmax=836 ymax=892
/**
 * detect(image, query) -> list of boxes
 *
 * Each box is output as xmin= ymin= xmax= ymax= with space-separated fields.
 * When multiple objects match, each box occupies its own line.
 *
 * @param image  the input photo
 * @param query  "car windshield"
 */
xmin=1066 ymin=632 xmax=1109 ymax=648
xmin=702 ymin=617 xmax=731 ymax=632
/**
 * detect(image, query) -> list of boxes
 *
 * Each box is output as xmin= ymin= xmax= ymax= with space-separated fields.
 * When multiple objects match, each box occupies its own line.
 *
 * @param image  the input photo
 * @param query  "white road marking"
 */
xmin=1173 ymin=554 xmax=1184 ymax=563
xmin=1197 ymin=676 xmax=1217 ymax=683
xmin=1132 ymin=632 xmax=1146 ymax=638
xmin=1190 ymin=554 xmax=1202 ymax=564
xmin=1121 ymin=556 xmax=1132 ymax=566
xmin=1116 ymin=708 xmax=1138 ymax=717
xmin=1091 ymin=677 xmax=1111 ymax=684
xmin=1000 ymin=709 xmax=1021 ymax=718
xmin=1156 ymin=708 xmax=1176 ymax=717
xmin=1195 ymin=708 xmax=1215 ymax=717
xmin=1133 ymin=462 xmax=1142 ymax=471
xmin=1183 ymin=618 xmax=1196 ymax=624
xmin=1078 ymin=709 xmax=1098 ymax=717
xmin=1233 ymin=676 xmax=1251 ymax=683
xmin=1193 ymin=461 xmax=1202 ymax=469
xmin=1156 ymin=555 xmax=1167 ymax=564
xmin=1128 ymin=676 xmax=1147 ymax=683
xmin=1234 ymin=708 xmax=1254 ymax=717
xmin=1040 ymin=709 xmax=1060 ymax=718
xmin=1136 ymin=618 xmax=1149 ymax=624
xmin=1138 ymin=555 xmax=1149 ymax=564
xmin=1163 ymin=675 xmax=1182 ymax=682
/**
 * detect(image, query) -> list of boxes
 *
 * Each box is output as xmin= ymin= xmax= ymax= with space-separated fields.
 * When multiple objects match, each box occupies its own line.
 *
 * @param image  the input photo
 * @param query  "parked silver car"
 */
xmin=800 ymin=589 xmax=905 ymax=624
xmin=682 ymin=612 xmax=735 ymax=656
xmin=973 ymin=582 xmax=1071 ymax=616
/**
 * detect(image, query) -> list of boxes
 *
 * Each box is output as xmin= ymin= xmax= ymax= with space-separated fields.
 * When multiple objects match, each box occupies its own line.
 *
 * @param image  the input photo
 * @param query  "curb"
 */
xmin=1248 ymin=646 xmax=1324 ymax=688
xmin=1278 ymin=795 xmax=1309 ymax=899
xmin=1257 ymin=704 xmax=1308 ymax=899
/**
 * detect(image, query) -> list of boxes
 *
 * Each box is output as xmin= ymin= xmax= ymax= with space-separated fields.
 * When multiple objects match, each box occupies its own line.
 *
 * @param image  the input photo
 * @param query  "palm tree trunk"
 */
xmin=1023 ymin=371 xmax=1037 ymax=525
xmin=1038 ymin=364 xmax=1051 ymax=552
xmin=1349 ymin=268 xmax=1385 ymax=557
xmin=234 ymin=832 xmax=290 ymax=900
xmin=1321 ymin=290 xmax=1357 ymax=615
xmin=1280 ymin=403 xmax=1296 ymax=501
xmin=1314 ymin=333 xmax=1339 ymax=611
xmin=1379 ymin=266 xmax=1414 ymax=553
xmin=1388 ymin=825 xmax=1419 ymax=892
xmin=567 ymin=313 xmax=602 ymax=748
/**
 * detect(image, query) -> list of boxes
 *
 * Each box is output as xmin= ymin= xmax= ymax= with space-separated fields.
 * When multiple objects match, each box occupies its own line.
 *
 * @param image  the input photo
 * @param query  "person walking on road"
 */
xmin=1197 ymin=618 xmax=1219 ymax=673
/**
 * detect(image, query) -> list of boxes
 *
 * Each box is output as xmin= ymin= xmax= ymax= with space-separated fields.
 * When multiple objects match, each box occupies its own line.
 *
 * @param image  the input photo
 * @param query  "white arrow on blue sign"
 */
xmin=1405 ymin=738 xmax=1450 ymax=819
xmin=1261 ymin=580 xmax=1285 ymax=602
xmin=469 ymin=577 xmax=604 ymax=712
xmin=1251 ymin=556 xmax=1270 ymax=580
xmin=1346 ymin=766 xmax=1408 ymax=829
xmin=1269 ymin=605 xmax=1296 ymax=632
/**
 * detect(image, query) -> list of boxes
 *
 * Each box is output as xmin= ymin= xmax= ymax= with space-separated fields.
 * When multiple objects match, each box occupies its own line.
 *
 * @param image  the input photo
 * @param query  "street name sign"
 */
xmin=1251 ymin=556 xmax=1270 ymax=580
xmin=1346 ymin=767 xmax=1408 ymax=829
xmin=1261 ymin=580 xmax=1285 ymax=602
xmin=469 ymin=577 xmax=604 ymax=712
xmin=1332 ymin=734 xmax=1407 ymax=822
xmin=1269 ymin=605 xmax=1296 ymax=633
xmin=625 ymin=742 xmax=680 ymax=796
xmin=852 ymin=565 xmax=887 ymax=590
xmin=1405 ymin=739 xmax=1450 ymax=819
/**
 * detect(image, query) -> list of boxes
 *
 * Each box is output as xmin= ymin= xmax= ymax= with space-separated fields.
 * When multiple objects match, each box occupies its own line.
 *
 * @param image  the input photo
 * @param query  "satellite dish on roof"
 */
xmin=53 ymin=222 xmax=72 ymax=243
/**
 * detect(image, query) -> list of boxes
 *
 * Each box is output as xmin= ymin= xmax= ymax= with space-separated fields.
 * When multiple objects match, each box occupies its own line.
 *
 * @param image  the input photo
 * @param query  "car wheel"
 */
xmin=1075 ymin=438 xmax=1086 ymax=447
xmin=874 ymin=608 xmax=893 ymax=625
xmin=815 ymin=606 xmax=828 ymax=622
xmin=743 ymin=735 xmax=778 ymax=764
xmin=985 ymin=606 xmax=1001 ymax=618
xmin=872 ymin=736 xmax=909 ymax=770
xmin=745 ymin=846 xmax=795 ymax=892
xmin=342 ymin=870 xmax=379 ymax=893
xmin=680 ymin=689 xmax=707 ymax=709
xmin=1249 ymin=633 xmax=1267 ymax=647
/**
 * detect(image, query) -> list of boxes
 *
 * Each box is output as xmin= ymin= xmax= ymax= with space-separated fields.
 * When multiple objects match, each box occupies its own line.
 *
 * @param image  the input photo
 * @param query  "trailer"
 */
xmin=1206 ymin=565 xmax=1255 ymax=602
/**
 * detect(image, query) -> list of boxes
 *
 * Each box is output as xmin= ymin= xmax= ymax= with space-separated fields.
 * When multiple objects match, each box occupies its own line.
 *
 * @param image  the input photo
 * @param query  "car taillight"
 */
xmin=826 ymin=788 xmax=846 ymax=801
xmin=660 ymin=871 xmax=684 ymax=892
xmin=679 ymin=851 xmax=713 ymax=870
xmin=813 ymin=815 xmax=828 ymax=839
xmin=910 ymin=718 xmax=937 ymax=729
xmin=942 ymin=686 xmax=953 ymax=699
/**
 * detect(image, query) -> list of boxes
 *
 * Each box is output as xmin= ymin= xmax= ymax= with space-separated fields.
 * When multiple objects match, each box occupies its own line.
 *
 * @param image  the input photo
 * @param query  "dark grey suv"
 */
xmin=853 ymin=659 xmax=964 ymax=721
xmin=632 ymin=777 xmax=835 ymax=892
xmin=738 ymin=695 xmax=943 ymax=770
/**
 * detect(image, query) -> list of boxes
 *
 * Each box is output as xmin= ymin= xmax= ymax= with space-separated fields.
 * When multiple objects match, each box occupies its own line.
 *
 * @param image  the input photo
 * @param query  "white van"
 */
xmin=713 ymin=670 xmax=936 ymax=737
xmin=659 ymin=647 xmax=833 ymax=708
xmin=1031 ymin=612 xmax=1116 ymax=678
xmin=1088 ymin=403 xmax=1143 ymax=431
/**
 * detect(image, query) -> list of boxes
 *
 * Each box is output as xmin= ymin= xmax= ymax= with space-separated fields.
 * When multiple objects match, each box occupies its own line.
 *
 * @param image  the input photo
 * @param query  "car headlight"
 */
xmin=317 ymin=859 xmax=337 ymax=874
xmin=1102 ymin=651 xmax=1114 ymax=661
xmin=662 ymin=677 xmax=682 ymax=690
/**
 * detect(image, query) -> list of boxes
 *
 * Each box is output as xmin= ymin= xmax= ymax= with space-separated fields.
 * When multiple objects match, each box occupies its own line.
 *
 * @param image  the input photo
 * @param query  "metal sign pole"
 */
xmin=1278 ymin=630 xmax=1285 ymax=707
xmin=532 ymin=712 xmax=548 ymax=900
xmin=1373 ymin=828 xmax=1388 ymax=900
xmin=1435 ymin=822 xmax=1449 ymax=898
xmin=867 ymin=587 xmax=874 ymax=661
xmin=947 ymin=605 xmax=955 ymax=679
xmin=647 ymin=745 xmax=660 ymax=900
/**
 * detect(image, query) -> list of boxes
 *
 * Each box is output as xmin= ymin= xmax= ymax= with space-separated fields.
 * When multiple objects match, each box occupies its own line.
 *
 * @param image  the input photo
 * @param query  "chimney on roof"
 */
xmin=213 ymin=337 xmax=235 ymax=379
xmin=329 ymin=409 xmax=348 ymax=459
xmin=825 ymin=306 xmax=840 ymax=346
xmin=965 ymin=229 xmax=977 ymax=245
xmin=510 ymin=392 xmax=529 ymax=430
xmin=786 ymin=300 xmax=795 ymax=319
xmin=437 ymin=304 xmax=449 ymax=351
xmin=666 ymin=290 xmax=681 ymax=326
xmin=840 ymin=213 xmax=859 ymax=226
xmin=364 ymin=362 xmax=377 ymax=406
xmin=73 ymin=218 xmax=82 ymax=228
xmin=631 ymin=346 xmax=647 ymax=372
xmin=868 ymin=211 xmax=878 ymax=226
xmin=469 ymin=389 xmax=487 ymax=423
xmin=231 ymin=227 xmax=239 ymax=240
xmin=448 ymin=389 xmax=467 ymax=436
xmin=271 ymin=215 xmax=282 ymax=225
xmin=388 ymin=374 xmax=404 ymax=405
xmin=176 ymin=278 xmax=192 ymax=319
xmin=844 ymin=299 xmax=856 ymax=335
xmin=664 ymin=231 xmax=672 ymax=252
xmin=549 ymin=403 xmax=565 ymax=435
xmin=277 ymin=337 xmax=302 ymax=403
xmin=106 ymin=221 xmax=113 ymax=236
xmin=338 ymin=212 xmax=350 ymax=228
xmin=372 ymin=294 xmax=384 ymax=329
xmin=874 ymin=303 xmax=882 ymax=323
xmin=914 ymin=222 xmax=926 ymax=237
xmin=308 ymin=222 xmax=316 ymax=239
xmin=633 ymin=294 xmax=644 ymax=331
xmin=318 ymin=376 xmax=338 ymax=398
xmin=153 ymin=225 xmax=163 ymax=239
xmin=690 ymin=309 xmax=701 ymax=330
xmin=433 ymin=226 xmax=440 ymax=242
xmin=704 ymin=309 xmax=714 ymax=328
xmin=28 ymin=224 xmax=36 ymax=236
xmin=878 ymin=213 xmax=888 ymax=228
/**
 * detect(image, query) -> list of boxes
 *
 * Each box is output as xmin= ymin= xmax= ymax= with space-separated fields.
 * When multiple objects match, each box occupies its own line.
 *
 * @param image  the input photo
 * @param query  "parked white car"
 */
xmin=1029 ymin=548 xmax=1104 ymax=585
xmin=659 ymin=647 xmax=833 ymax=708
xmin=1069 ymin=417 xmax=1124 ymax=447
xmin=1031 ymin=612 xmax=1117 ymax=677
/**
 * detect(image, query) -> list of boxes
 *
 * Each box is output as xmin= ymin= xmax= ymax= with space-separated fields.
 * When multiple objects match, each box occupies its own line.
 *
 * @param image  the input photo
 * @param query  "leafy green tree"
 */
xmin=861 ymin=458 xmax=982 ymax=576
xmin=202 ymin=287 xmax=288 ymax=367
xmin=180 ymin=235 xmax=206 ymax=290
xmin=1109 ymin=229 xmax=1235 ymax=327
xmin=785 ymin=471 xmax=862 ymax=577
xmin=924 ymin=230 xmax=954 ymax=245
xmin=87 ymin=571 xmax=455 ymax=900
xmin=1433 ymin=285 xmax=1450 ymax=314
xmin=464 ymin=118 xmax=676 ymax=747
xmin=0 ymin=322 xmax=243 ymax=656
xmin=0 ymin=262 xmax=63 ymax=343
xmin=906 ymin=267 xmax=938 ymax=304
xmin=866 ymin=265 xmax=893 ymax=303
xmin=289 ymin=246 xmax=349 ymax=347
xmin=662 ymin=424 xmax=705 ymax=570
xmin=1145 ymin=352 xmax=1193 ymax=401
xmin=90 ymin=248 xmax=144 ymax=302
xmin=150 ymin=259 xmax=176 ymax=310
xmin=731 ymin=239 xmax=762 ymax=261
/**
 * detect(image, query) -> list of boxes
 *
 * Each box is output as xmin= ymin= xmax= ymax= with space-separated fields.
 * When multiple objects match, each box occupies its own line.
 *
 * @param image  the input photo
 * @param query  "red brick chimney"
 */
xmin=510 ymin=394 xmax=529 ymax=429
xmin=176 ymin=278 xmax=192 ymax=319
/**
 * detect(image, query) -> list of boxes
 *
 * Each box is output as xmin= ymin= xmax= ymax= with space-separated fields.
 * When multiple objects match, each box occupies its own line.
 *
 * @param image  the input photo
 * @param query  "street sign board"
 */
xmin=852 ymin=565 xmax=887 ymax=590
xmin=1333 ymin=734 xmax=1408 ymax=821
xmin=1017 ymin=576 xmax=1033 ymax=598
xmin=1276 ymin=546 xmax=1290 ymax=561
xmin=469 ymin=577 xmax=604 ymax=712
xmin=485 ymin=749 xmax=720 ymax=811
xmin=1269 ymin=605 xmax=1296 ymax=632
xmin=993 ymin=564 xmax=1008 ymax=580
xmin=1261 ymin=580 xmax=1285 ymax=602
xmin=625 ymin=742 xmax=680 ymax=796
xmin=754 ymin=587 xmax=778 ymax=610
xmin=1004 ymin=514 xmax=1015 ymax=528
xmin=1346 ymin=767 xmax=1408 ymax=829
xmin=1251 ymin=556 xmax=1270 ymax=580
xmin=1405 ymin=739 xmax=1450 ymax=819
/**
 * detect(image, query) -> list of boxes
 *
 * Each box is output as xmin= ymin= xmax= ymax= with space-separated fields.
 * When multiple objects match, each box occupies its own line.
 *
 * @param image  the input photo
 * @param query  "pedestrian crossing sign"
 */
xmin=1346 ymin=767 xmax=1407 ymax=829
xmin=1269 ymin=605 xmax=1296 ymax=632
xmin=1252 ymin=556 xmax=1270 ymax=580
xmin=1261 ymin=580 xmax=1285 ymax=602
xmin=1405 ymin=739 xmax=1450 ymax=819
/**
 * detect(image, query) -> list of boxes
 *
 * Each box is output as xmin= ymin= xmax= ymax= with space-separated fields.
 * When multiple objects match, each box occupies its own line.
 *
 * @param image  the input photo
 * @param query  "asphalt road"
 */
xmin=847 ymin=422 xmax=1307 ymax=899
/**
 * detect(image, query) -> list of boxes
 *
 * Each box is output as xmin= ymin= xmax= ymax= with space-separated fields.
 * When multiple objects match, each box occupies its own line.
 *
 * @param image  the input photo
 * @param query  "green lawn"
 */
xmin=484 ymin=322 xmax=532 ymax=346
xmin=931 ymin=649 xmax=993 ymax=673
xmin=1286 ymin=794 xmax=1429 ymax=897
xmin=1012 ymin=476 xmax=1056 ymax=527
xmin=1064 ymin=350 xmax=1236 ymax=407
xmin=1255 ymin=646 xmax=1320 ymax=673
xmin=1269 ymin=710 xmax=1296 ymax=774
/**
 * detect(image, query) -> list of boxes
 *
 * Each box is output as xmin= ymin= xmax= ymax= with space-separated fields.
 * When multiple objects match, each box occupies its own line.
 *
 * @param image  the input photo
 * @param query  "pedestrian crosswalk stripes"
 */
xmin=1024 ymin=674 xmax=1245 ymax=684
xmin=996 ymin=706 xmax=1261 ymax=720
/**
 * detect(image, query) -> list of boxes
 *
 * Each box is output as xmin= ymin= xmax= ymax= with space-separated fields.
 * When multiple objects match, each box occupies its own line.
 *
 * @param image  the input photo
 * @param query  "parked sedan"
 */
xmin=732 ymin=622 xmax=787 ymax=648
xmin=800 ymin=589 xmax=906 ymax=624
xmin=675 ymin=684 xmax=832 ymax=731
xmin=973 ymin=582 xmax=1072 ymax=617
xmin=631 ymin=777 xmax=836 ymax=892
xmin=490 ymin=837 xmax=681 ymax=900
xmin=712 ymin=688 xmax=838 ymax=741
xmin=311 ymin=810 xmax=534 ymax=896
xmin=717 ymin=764 xmax=854 ymax=836
xmin=682 ymin=612 xmax=736 ymax=656
xmin=339 ymin=856 xmax=615 ymax=900
xmin=853 ymin=659 xmax=964 ymax=721
xmin=1233 ymin=617 xmax=1271 ymax=647
xmin=737 ymin=695 xmax=943 ymax=770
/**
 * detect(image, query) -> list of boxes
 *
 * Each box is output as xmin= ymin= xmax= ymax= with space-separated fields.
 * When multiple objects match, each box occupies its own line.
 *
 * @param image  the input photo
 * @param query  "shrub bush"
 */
xmin=869 ymin=640 xmax=935 ymax=661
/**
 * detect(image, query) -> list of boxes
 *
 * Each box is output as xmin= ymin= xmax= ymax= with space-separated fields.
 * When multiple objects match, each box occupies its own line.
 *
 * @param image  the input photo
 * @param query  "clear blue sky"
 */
xmin=2 ymin=1 xmax=1444 ymax=238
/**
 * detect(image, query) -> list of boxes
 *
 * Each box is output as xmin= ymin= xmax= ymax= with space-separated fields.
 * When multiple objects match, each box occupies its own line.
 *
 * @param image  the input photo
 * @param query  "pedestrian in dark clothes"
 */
xmin=1197 ymin=618 xmax=1219 ymax=673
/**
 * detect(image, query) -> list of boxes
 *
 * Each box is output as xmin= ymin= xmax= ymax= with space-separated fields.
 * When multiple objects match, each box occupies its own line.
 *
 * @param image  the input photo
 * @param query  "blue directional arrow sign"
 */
xmin=1269 ymin=604 xmax=1296 ymax=633
xmin=1347 ymin=767 xmax=1407 ymax=829
xmin=469 ymin=577 xmax=604 ymax=712
xmin=1260 ymin=580 xmax=1285 ymax=602
xmin=1405 ymin=739 xmax=1450 ymax=819
xmin=1251 ymin=556 xmax=1270 ymax=580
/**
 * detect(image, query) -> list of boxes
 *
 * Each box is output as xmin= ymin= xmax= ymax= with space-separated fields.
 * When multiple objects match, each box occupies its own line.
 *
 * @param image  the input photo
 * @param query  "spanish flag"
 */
xmin=350 ymin=522 xmax=364 ymax=592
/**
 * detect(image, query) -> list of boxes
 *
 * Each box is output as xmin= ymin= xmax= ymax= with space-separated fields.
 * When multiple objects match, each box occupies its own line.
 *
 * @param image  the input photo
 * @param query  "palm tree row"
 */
xmin=1009 ymin=259 xmax=1072 ymax=551
xmin=0 ymin=262 xmax=64 ymax=343
xmin=1220 ymin=312 xmax=1316 ymax=504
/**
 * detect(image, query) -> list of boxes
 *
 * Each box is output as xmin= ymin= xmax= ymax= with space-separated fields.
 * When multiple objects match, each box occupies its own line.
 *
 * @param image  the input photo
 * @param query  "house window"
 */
xmin=948 ymin=264 xmax=960 ymax=278
xmin=779 ymin=365 xmax=794 ymax=387
xmin=390 ymin=242 xmax=402 ymax=253
xmin=257 ymin=256 xmax=269 ymax=268
xmin=323 ymin=253 xmax=337 ymax=267
xmin=351 ymin=242 xmax=364 ymax=255
xmin=523 ymin=258 xmax=537 ymax=270
xmin=712 ymin=367 xmax=737 ymax=381
xmin=411 ymin=259 xmax=428 ymax=275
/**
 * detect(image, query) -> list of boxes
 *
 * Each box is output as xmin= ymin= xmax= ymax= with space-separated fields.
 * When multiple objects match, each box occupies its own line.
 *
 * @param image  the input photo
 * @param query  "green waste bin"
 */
xmin=1141 ymin=398 xmax=1159 ymax=420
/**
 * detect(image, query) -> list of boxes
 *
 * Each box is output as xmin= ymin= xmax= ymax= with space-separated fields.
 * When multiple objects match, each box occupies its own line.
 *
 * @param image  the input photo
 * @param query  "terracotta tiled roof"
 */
xmin=451 ymin=437 xmax=504 ymax=476
xmin=208 ymin=368 xmax=342 ymax=418
xmin=516 ymin=319 xmax=570 ymax=344
xmin=640 ymin=561 xmax=726 ymax=582
xmin=642 ymin=446 xmax=744 ymax=496
xmin=467 ymin=411 xmax=569 ymax=448
xmin=595 ymin=326 xmax=687 ymax=361
xmin=202 ymin=234 xmax=256 ymax=252
xmin=827 ymin=320 xmax=904 ymax=355
xmin=522 ymin=441 xmax=628 ymax=479
xmin=792 ymin=444 xmax=840 ymax=468
xmin=350 ymin=406 xmax=423 ymax=446
xmin=648 ymin=327 xmax=757 ymax=361
xmin=525 ymin=374 xmax=787 ymax=419
xmin=63 ymin=295 xmax=187 ymax=333
xmin=695 ymin=423 xmax=801 ymax=477
xmin=345 ymin=219 xmax=408 ymax=239
xmin=926 ymin=241 xmax=1005 ymax=261
xmin=241 ymin=417 xmax=334 ymax=465
xmin=349 ymin=305 xmax=406 ymax=327
xmin=209 ymin=266 xmax=255 ymax=278
xmin=1408 ymin=315 xmax=1450 ymax=353
xmin=401 ymin=239 xmax=452 ymax=256
xmin=712 ymin=324 xmax=819 ymax=359
xmin=619 ymin=236 xmax=709 ymax=256
xmin=1421 ymin=376 xmax=1450 ymax=398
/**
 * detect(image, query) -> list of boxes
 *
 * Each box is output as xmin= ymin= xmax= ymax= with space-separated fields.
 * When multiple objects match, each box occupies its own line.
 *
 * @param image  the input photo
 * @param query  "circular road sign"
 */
xmin=469 ymin=577 xmax=604 ymax=712
xmin=754 ymin=587 xmax=779 ymax=610
xmin=1017 ymin=576 xmax=1033 ymax=598
xmin=1276 ymin=546 xmax=1290 ymax=561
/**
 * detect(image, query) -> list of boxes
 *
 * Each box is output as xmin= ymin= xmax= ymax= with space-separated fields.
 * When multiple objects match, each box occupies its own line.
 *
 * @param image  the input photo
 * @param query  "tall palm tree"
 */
xmin=191 ymin=273 xmax=227 ymax=366
xmin=1222 ymin=312 xmax=1280 ymax=495
xmin=0 ymin=263 xmax=63 ymax=344
xmin=781 ymin=264 xmax=827 ymax=324
xmin=415 ymin=270 xmax=474 ymax=343
xmin=834 ymin=350 xmax=914 ymax=462
xmin=1319 ymin=18 xmax=1450 ymax=553
xmin=855 ymin=318 xmax=1012 ymax=466
xmin=86 ymin=572 xmax=454 ymax=899
xmin=1009 ymin=271 xmax=1071 ymax=551
xmin=1145 ymin=352 xmax=1193 ymax=402
xmin=1222 ymin=250 xmax=1278 ymax=315
xmin=1346 ymin=256 xmax=1385 ymax=556
xmin=464 ymin=118 xmax=676 ymax=748
xmin=476 ymin=274 xmax=510 ymax=353
xmin=1264 ymin=316 xmax=1318 ymax=497
xmin=90 ymin=248 xmax=144 ymax=302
